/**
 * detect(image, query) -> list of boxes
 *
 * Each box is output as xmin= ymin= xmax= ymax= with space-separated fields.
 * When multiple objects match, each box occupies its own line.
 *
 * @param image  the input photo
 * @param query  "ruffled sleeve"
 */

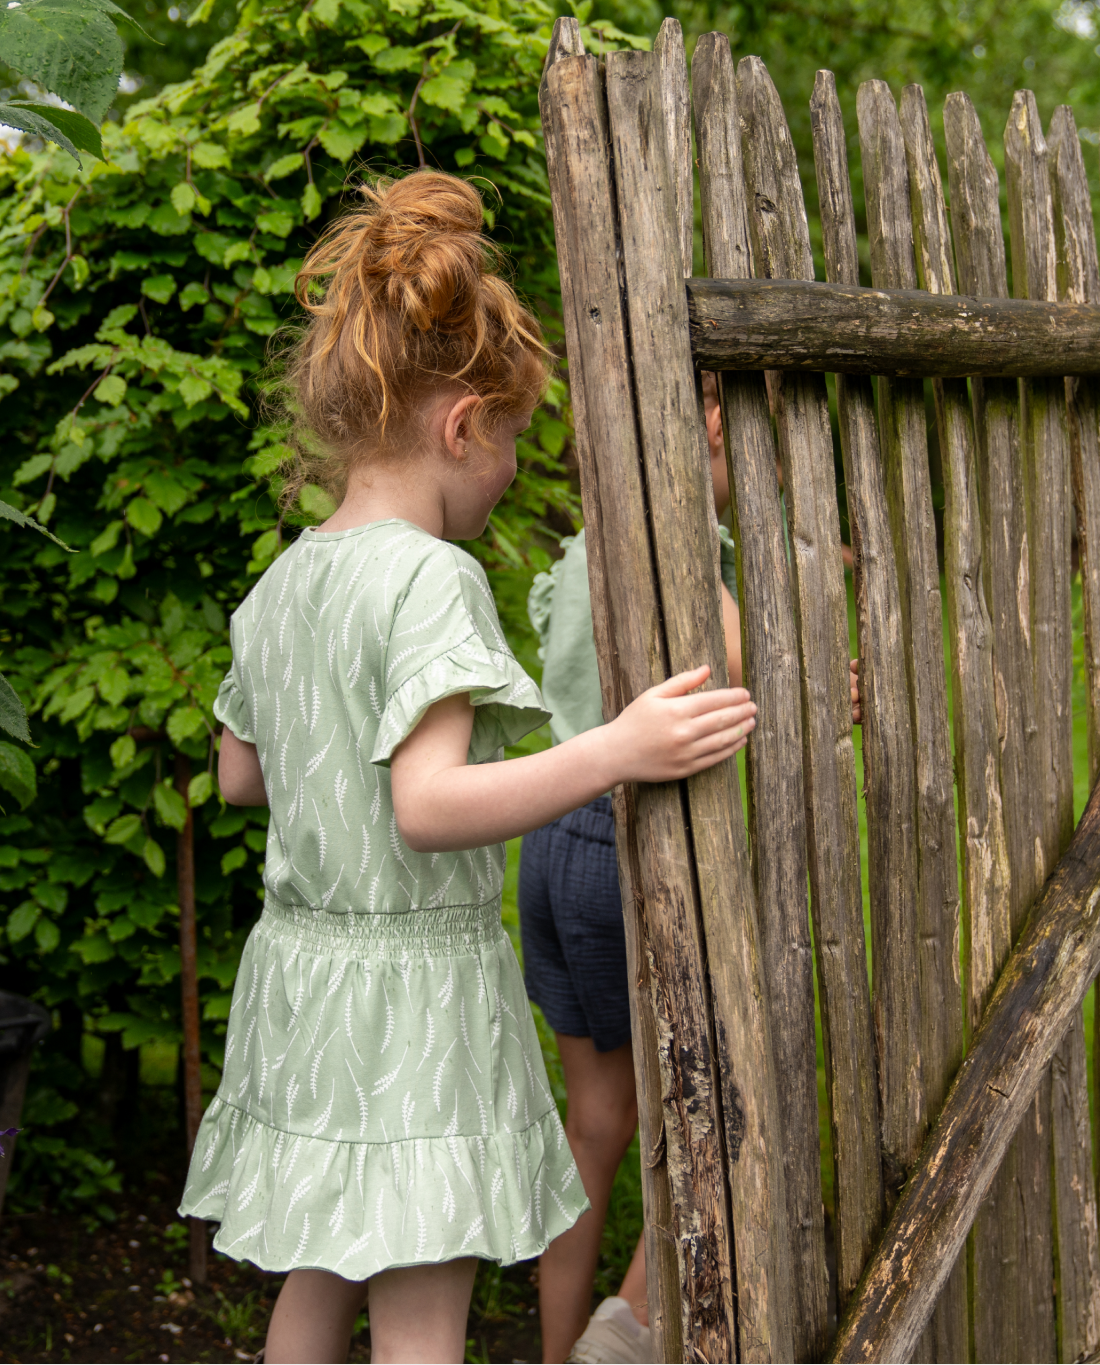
xmin=371 ymin=546 xmax=550 ymax=767
xmin=213 ymin=670 xmax=255 ymax=744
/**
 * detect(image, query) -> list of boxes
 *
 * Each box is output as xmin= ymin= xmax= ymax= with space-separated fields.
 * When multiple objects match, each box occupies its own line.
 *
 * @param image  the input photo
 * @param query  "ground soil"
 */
xmin=0 ymin=1178 xmax=543 ymax=1364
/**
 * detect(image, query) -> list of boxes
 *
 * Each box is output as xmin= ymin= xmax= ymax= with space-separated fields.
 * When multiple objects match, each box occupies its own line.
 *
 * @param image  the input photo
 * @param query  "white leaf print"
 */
xmin=311 ymin=801 xmax=327 ymax=871
xmin=257 ymin=1040 xmax=269 ymax=1102
xmin=433 ymin=1039 xmax=457 ymax=1111
xmin=329 ymin=1186 xmax=345 ymax=1238
xmin=490 ymin=1169 xmax=505 ymax=1225
xmin=345 ymin=993 xmax=363 ymax=1065
xmin=519 ymin=1196 xmax=533 ymax=1236
xmin=334 ymin=1230 xmax=372 ymax=1270
xmin=346 ymin=1059 xmax=369 ymax=1136
xmin=390 ymin=1142 xmax=401 ymax=1194
xmin=223 ymin=1218 xmax=266 ymax=1251
xmin=321 ymin=865 xmax=344 ymax=909
xmin=311 ymin=678 xmax=321 ymax=734
xmin=270 ymin=1130 xmax=286 ymax=1174
xmin=208 ymin=1179 xmax=230 ymax=1199
xmin=416 ymin=1010 xmax=435 ymax=1070
xmin=371 ymin=1043 xmax=409 ymax=1097
xmin=398 ymin=951 xmax=413 ymax=1004
xmin=441 ymin=1170 xmax=456 ymax=1222
xmin=293 ymin=1213 xmax=310 ymax=1263
xmin=354 ymin=826 xmax=370 ymax=888
xmin=323 ymin=959 xmax=348 ymax=1002
xmin=355 ymin=1145 xmax=367 ymax=1200
xmin=279 ymin=718 xmax=297 ymax=791
xmin=281 ymin=652 xmax=292 ymax=689
xmin=466 ymin=1068 xmax=488 ymax=1137
xmin=327 ymin=629 xmax=337 ymax=681
xmin=262 ymin=961 xmax=278 ymax=1035
xmin=380 ymin=980 xmax=395 ymax=1054
xmin=298 ymin=676 xmax=308 ymax=726
xmin=311 ymin=1027 xmax=340 ymax=1098
xmin=460 ymin=1214 xmax=486 ymax=1252
xmin=401 ymin=1090 xmax=415 ymax=1138
xmin=306 ymin=725 xmax=338 ymax=778
xmin=534 ymin=1176 xmax=543 ymax=1232
xmin=444 ymin=1091 xmax=460 ymax=1139
xmin=281 ymin=1136 xmax=303 ymax=1187
xmin=370 ymin=774 xmax=382 ymax=825
xmin=237 ymin=1167 xmax=261 ymax=1212
xmin=562 ymin=1157 xmax=579 ymax=1190
xmin=389 ymin=814 xmax=419 ymax=886
xmin=286 ymin=1074 xmax=300 ymax=1125
xmin=438 ymin=965 xmax=454 ymax=1009
xmin=335 ymin=772 xmax=349 ymax=830
xmin=460 ymin=998 xmax=481 ymax=1073
xmin=416 ymin=1207 xmax=427 ymax=1259
xmin=504 ymin=1061 xmax=518 ymax=1119
xmin=547 ymin=1182 xmax=570 ymax=1221
xmin=368 ymin=675 xmax=381 ymax=718
xmin=312 ymin=1078 xmax=336 ymax=1135
xmin=260 ymin=638 xmax=270 ymax=688
xmin=282 ymin=1175 xmax=312 ymax=1232
xmin=244 ymin=961 xmax=260 ymax=1010
xmin=375 ymin=1187 xmax=391 ymax=1257
xmin=201 ymin=1135 xmax=218 ymax=1173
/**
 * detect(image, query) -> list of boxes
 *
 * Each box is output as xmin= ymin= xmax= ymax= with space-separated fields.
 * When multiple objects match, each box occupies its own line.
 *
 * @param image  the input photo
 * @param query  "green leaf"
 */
xmin=178 ymin=281 xmax=209 ymax=312
xmin=0 ymin=101 xmax=83 ymax=164
xmin=0 ymin=496 xmax=71 ymax=549
xmin=58 ymin=686 xmax=94 ymax=722
xmin=109 ymin=734 xmax=135 ymax=769
xmin=170 ymin=182 xmax=196 ymax=216
xmin=0 ymin=675 xmax=31 ymax=745
xmin=190 ymin=140 xmax=228 ymax=169
xmin=301 ymin=182 xmax=322 ymax=221
xmin=141 ymin=274 xmax=176 ymax=304
xmin=104 ymin=813 xmax=142 ymax=844
xmin=187 ymin=770 xmax=213 ymax=807
xmin=226 ymin=101 xmax=261 ymax=136
xmin=94 ymin=374 xmax=126 ymax=406
xmin=220 ymin=845 xmax=247 ymax=875
xmin=90 ymin=519 xmax=122 ymax=556
xmin=166 ymin=706 xmax=205 ymax=746
xmin=142 ymin=838 xmax=165 ymax=877
xmin=126 ymin=497 xmax=162 ymax=537
xmin=255 ymin=211 xmax=294 ymax=238
xmin=265 ymin=151 xmax=303 ymax=181
xmin=0 ymin=742 xmax=36 ymax=810
xmin=178 ymin=374 xmax=212 ymax=407
xmin=9 ymin=101 xmax=104 ymax=160
xmin=153 ymin=781 xmax=187 ymax=832
xmin=35 ymin=916 xmax=61 ymax=953
xmin=0 ymin=0 xmax=125 ymax=123
xmin=7 ymin=901 xmax=40 ymax=943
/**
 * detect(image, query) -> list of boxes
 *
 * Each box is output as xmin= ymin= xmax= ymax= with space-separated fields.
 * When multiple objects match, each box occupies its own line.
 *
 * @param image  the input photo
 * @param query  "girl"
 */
xmin=179 ymin=170 xmax=757 ymax=1365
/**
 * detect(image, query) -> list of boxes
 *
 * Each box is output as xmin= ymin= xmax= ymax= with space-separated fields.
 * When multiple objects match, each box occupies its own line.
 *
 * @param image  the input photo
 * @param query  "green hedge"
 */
xmin=0 ymin=0 xmax=651 ymax=1213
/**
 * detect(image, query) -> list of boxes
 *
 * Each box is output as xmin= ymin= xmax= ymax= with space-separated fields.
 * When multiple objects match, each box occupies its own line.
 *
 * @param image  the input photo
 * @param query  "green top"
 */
xmin=529 ymin=525 xmax=740 ymax=746
xmin=214 ymin=519 xmax=552 ymax=915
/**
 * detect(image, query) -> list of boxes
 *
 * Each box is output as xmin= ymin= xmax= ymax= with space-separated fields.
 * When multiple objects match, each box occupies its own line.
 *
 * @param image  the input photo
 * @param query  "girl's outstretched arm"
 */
xmin=391 ymin=665 xmax=756 ymax=853
xmin=219 ymin=729 xmax=268 ymax=807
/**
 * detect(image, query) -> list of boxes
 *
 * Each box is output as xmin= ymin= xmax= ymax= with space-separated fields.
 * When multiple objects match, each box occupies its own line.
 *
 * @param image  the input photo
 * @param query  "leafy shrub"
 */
xmin=0 ymin=0 xmax=649 ymax=1204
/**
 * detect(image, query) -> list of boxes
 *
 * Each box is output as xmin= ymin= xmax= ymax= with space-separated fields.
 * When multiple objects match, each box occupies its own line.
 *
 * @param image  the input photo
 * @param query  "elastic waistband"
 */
xmin=555 ymin=795 xmax=615 ymax=846
xmin=257 ymin=896 xmax=506 ymax=956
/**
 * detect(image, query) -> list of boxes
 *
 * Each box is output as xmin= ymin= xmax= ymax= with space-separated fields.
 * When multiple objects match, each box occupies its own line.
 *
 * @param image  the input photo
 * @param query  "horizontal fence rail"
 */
xmin=687 ymin=277 xmax=1100 ymax=375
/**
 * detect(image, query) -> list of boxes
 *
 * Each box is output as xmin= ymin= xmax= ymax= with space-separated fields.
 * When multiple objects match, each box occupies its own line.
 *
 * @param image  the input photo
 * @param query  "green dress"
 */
xmin=179 ymin=519 xmax=588 ymax=1277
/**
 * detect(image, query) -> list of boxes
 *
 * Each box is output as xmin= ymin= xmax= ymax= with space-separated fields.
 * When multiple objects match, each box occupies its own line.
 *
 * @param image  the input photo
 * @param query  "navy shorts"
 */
xmin=518 ymin=796 xmax=632 ymax=1053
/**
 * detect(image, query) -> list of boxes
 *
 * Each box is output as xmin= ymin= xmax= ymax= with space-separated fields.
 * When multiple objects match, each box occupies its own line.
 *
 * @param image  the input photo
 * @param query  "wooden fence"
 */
xmin=540 ymin=16 xmax=1100 ymax=1363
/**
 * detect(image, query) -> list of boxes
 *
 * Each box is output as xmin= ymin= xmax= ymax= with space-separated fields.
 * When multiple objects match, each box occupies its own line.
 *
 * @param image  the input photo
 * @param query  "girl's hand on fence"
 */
xmin=850 ymin=658 xmax=862 ymax=725
xmin=601 ymin=664 xmax=756 ymax=784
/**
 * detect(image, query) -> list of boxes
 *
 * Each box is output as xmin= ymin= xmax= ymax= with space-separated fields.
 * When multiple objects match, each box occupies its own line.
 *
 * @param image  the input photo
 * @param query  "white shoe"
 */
xmin=566 ymin=1296 xmax=653 ymax=1364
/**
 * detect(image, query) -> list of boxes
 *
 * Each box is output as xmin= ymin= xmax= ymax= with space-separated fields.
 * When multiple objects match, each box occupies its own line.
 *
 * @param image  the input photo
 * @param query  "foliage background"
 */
xmin=0 ymin=0 xmax=1098 ymax=1241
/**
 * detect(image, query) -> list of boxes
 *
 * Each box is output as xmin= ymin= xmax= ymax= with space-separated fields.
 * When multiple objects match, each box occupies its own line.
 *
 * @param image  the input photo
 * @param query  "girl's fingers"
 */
xmin=685 ymin=704 xmax=757 ymax=737
xmin=653 ymin=665 xmax=711 ymax=698
xmin=677 ymin=689 xmax=755 ymax=719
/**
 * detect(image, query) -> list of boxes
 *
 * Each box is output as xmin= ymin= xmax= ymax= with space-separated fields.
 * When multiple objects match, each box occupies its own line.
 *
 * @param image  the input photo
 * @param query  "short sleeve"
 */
xmin=527 ymin=535 xmax=575 ymax=662
xmin=372 ymin=546 xmax=550 ymax=767
xmin=213 ymin=670 xmax=255 ymax=744
xmin=717 ymin=524 xmax=739 ymax=604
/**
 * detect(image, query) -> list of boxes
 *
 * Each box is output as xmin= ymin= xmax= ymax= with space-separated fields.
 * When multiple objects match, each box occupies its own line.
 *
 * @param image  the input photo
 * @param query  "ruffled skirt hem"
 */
xmin=179 ymin=1096 xmax=588 ymax=1278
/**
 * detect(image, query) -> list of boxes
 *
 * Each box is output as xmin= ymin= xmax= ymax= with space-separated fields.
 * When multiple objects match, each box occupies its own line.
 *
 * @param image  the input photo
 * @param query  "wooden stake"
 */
xmin=693 ymin=34 xmax=827 ymax=1361
xmin=898 ymin=81 xmax=999 ymax=1363
xmin=174 ymin=751 xmax=206 ymax=1286
xmin=945 ymin=86 xmax=1056 ymax=1365
xmin=1008 ymin=90 xmax=1100 ymax=1362
xmin=605 ymin=45 xmax=791 ymax=1361
xmin=541 ymin=40 xmax=736 ymax=1361
xmin=736 ymin=53 xmax=883 ymax=1314
xmin=830 ymin=775 xmax=1100 ymax=1363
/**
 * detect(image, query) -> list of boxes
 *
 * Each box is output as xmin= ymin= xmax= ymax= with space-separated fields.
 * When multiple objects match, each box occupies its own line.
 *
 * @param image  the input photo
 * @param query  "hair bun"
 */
xmin=360 ymin=172 xmax=491 ymax=334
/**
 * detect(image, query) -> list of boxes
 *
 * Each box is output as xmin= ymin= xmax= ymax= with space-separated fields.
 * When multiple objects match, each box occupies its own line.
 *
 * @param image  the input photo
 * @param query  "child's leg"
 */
xmin=538 ymin=1034 xmax=639 ymax=1363
xmin=264 ymin=1268 xmax=369 ymax=1363
xmin=367 ymin=1257 xmax=478 ymax=1363
xmin=617 ymin=1233 xmax=648 ymax=1327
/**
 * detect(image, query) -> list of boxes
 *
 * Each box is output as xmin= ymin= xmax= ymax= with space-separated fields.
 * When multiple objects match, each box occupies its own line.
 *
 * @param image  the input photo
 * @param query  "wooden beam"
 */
xmin=686 ymin=276 xmax=1100 ymax=376
xmin=829 ymin=774 xmax=1100 ymax=1363
xmin=693 ymin=33 xmax=827 ymax=1362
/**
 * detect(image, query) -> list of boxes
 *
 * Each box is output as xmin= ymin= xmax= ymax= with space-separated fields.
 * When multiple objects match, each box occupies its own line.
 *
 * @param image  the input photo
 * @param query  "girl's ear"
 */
xmin=442 ymin=394 xmax=482 ymax=463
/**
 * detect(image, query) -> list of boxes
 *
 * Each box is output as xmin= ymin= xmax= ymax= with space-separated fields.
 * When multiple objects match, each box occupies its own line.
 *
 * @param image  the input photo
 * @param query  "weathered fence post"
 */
xmin=736 ymin=54 xmax=883 ymax=1316
xmin=1006 ymin=89 xmax=1100 ymax=1363
xmin=693 ymin=33 xmax=827 ymax=1362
